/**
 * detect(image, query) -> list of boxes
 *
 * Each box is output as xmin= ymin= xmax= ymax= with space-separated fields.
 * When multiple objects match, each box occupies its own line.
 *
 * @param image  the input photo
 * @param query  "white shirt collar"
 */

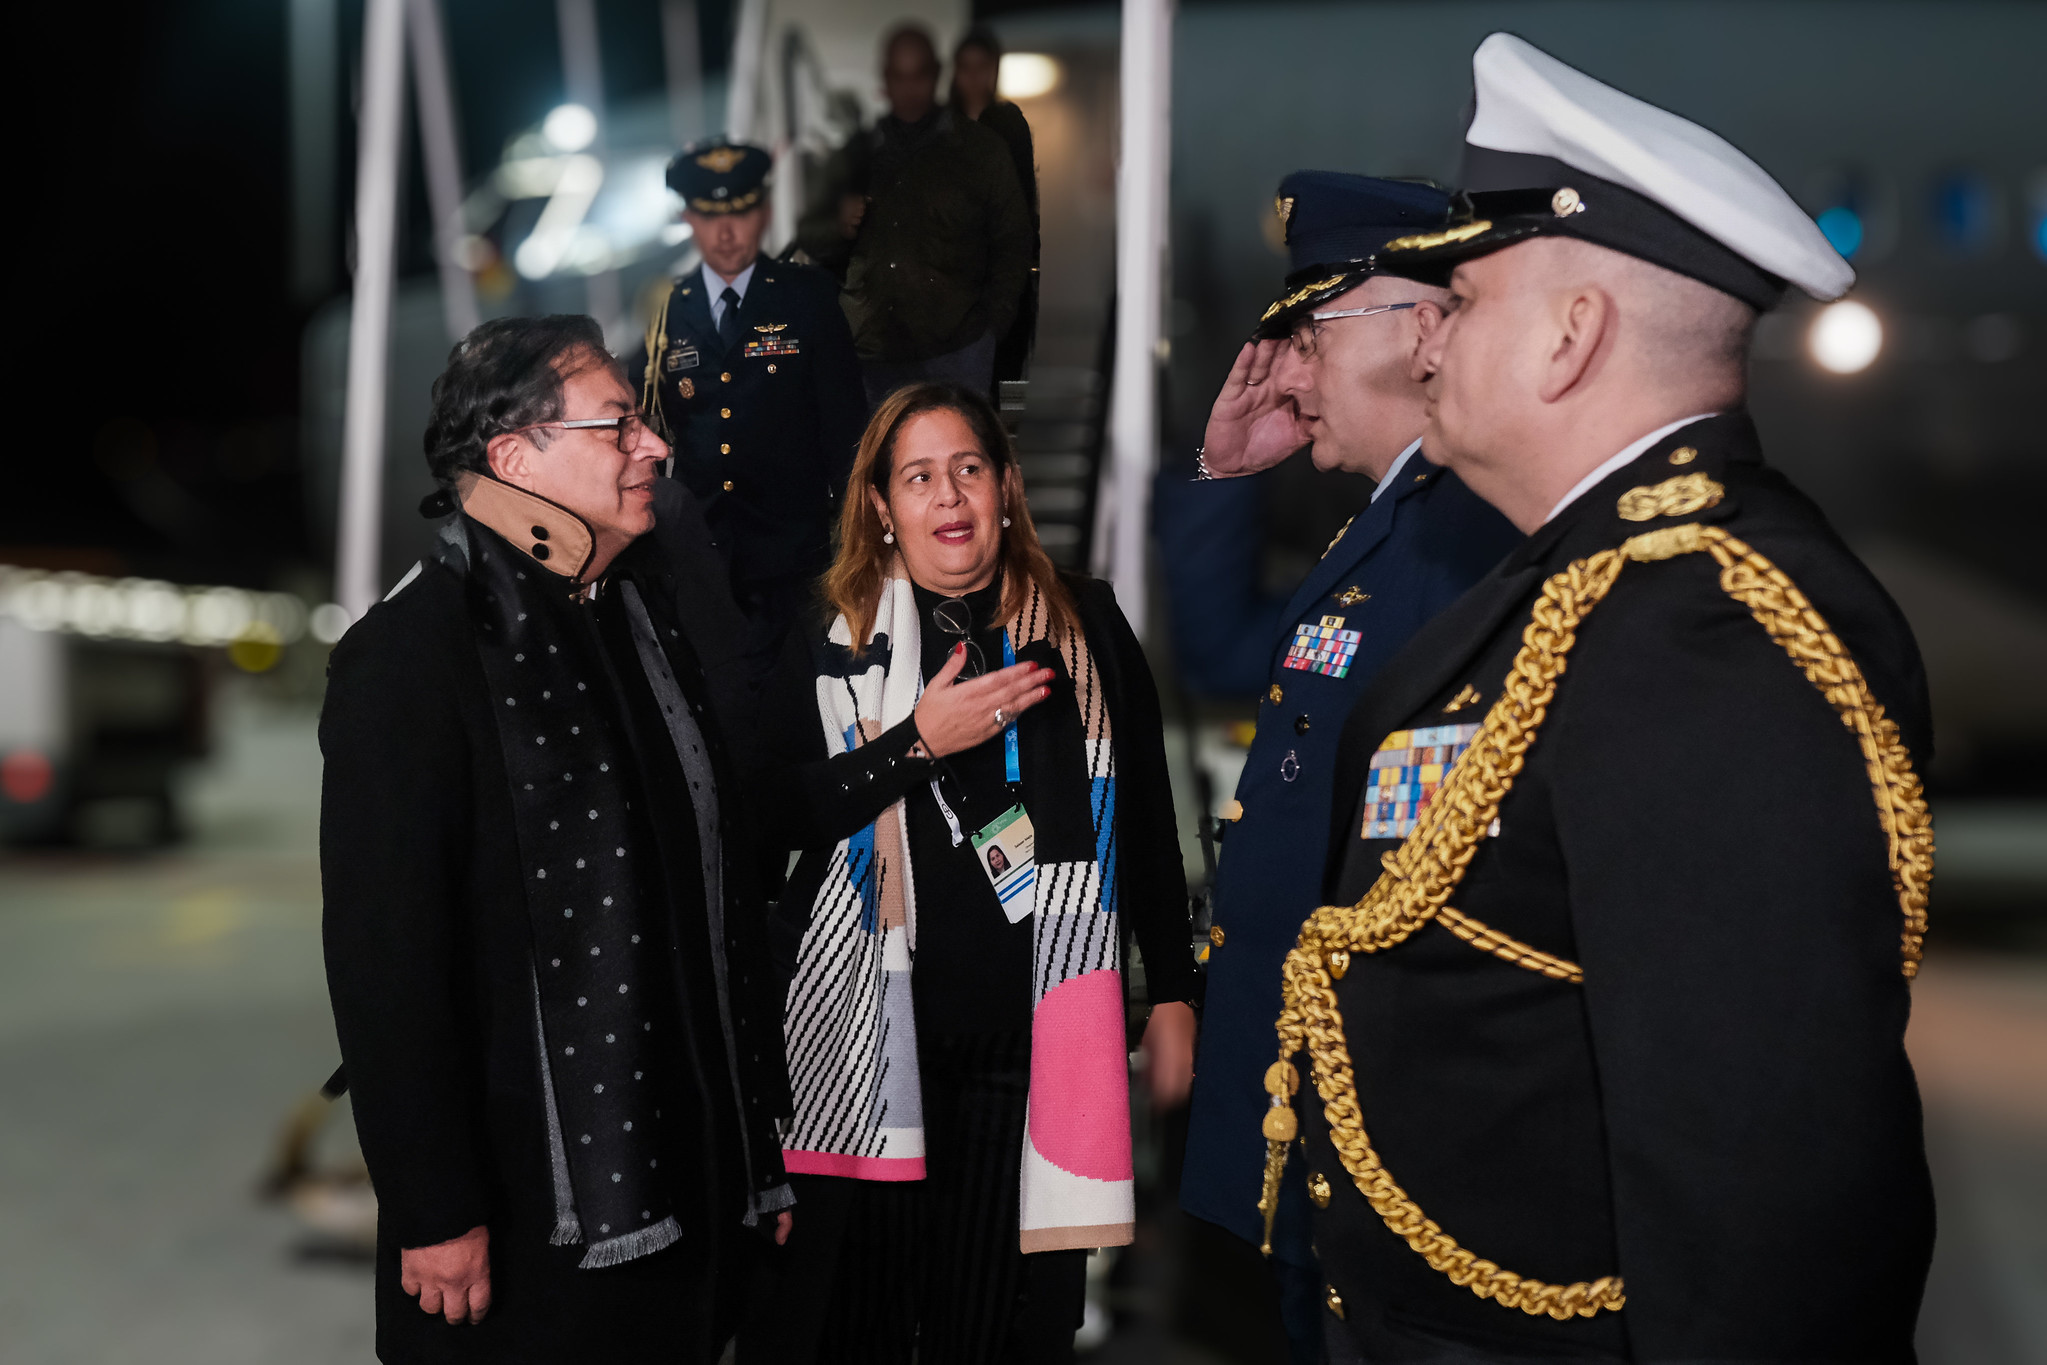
xmin=1543 ymin=414 xmax=1717 ymax=524
xmin=701 ymin=260 xmax=757 ymax=316
xmin=1370 ymin=438 xmax=1425 ymax=503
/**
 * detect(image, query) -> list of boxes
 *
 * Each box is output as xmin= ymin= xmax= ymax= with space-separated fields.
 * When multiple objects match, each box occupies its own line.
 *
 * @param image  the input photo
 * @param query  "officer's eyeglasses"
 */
xmin=511 ymin=412 xmax=652 ymax=453
xmin=928 ymin=598 xmax=986 ymax=679
xmin=1288 ymin=302 xmax=1419 ymax=360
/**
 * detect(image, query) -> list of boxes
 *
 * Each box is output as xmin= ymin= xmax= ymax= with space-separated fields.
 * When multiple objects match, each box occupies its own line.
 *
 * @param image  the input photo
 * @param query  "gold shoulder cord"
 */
xmin=641 ymin=292 xmax=673 ymax=444
xmin=1256 ymin=517 xmax=1934 ymax=1321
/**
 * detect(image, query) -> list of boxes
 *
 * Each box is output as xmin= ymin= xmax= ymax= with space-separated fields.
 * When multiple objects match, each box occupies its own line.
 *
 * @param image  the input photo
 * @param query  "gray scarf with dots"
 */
xmin=455 ymin=523 xmax=685 ymax=1269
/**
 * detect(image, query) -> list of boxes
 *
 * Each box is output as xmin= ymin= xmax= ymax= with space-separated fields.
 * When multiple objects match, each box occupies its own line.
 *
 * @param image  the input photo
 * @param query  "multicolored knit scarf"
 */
xmin=781 ymin=571 xmax=1135 ymax=1252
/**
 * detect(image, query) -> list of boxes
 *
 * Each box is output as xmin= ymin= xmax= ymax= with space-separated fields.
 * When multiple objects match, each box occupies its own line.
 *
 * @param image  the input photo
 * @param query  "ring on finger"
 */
xmin=993 ymin=707 xmax=1006 ymax=727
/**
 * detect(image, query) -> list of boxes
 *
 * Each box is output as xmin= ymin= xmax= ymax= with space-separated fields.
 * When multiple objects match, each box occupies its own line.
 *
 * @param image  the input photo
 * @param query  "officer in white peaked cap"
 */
xmin=1260 ymin=33 xmax=1936 ymax=1362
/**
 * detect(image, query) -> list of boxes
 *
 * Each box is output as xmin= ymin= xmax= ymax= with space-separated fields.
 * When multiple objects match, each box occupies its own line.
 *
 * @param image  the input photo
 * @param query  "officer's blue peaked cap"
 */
xmin=1255 ymin=173 xmax=1451 ymax=338
xmin=666 ymin=138 xmax=773 ymax=215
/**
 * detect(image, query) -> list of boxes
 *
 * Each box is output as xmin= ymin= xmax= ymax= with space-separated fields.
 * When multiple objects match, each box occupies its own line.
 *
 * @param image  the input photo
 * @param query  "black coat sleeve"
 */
xmin=1079 ymin=580 xmax=1199 ymax=1008
xmin=319 ymin=607 xmax=494 ymax=1250
xmin=1552 ymin=557 xmax=1932 ymax=1355
xmin=759 ymin=619 xmax=940 ymax=851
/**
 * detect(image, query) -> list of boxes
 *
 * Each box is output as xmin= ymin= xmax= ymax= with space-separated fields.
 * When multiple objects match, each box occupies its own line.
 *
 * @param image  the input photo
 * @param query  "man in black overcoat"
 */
xmin=1263 ymin=35 xmax=1937 ymax=1362
xmin=322 ymin=314 xmax=794 ymax=1363
xmin=633 ymin=139 xmax=868 ymax=686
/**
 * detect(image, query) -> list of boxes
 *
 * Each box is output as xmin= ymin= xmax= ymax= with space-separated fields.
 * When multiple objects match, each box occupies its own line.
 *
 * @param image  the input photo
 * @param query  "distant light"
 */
xmin=309 ymin=602 xmax=352 ymax=645
xmin=998 ymin=53 xmax=1061 ymax=100
xmin=661 ymin=222 xmax=692 ymax=246
xmin=1809 ymin=300 xmax=1883 ymax=374
xmin=1 ymin=750 xmax=54 ymax=805
xmin=0 ymin=565 xmax=311 ymax=648
xmin=543 ymin=103 xmax=598 ymax=153
xmin=1815 ymin=206 xmax=1863 ymax=259
xmin=1929 ymin=169 xmax=1997 ymax=257
xmin=228 ymin=623 xmax=284 ymax=674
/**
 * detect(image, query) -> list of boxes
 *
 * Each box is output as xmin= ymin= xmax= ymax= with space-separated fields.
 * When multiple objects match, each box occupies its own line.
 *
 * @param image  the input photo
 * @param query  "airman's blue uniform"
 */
xmin=1160 ymin=173 xmax=1521 ymax=1362
xmin=634 ymin=140 xmax=867 ymax=683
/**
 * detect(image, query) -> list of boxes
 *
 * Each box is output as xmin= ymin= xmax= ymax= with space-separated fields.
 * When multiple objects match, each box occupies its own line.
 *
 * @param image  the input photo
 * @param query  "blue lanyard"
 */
xmin=1001 ymin=632 xmax=1021 ymax=784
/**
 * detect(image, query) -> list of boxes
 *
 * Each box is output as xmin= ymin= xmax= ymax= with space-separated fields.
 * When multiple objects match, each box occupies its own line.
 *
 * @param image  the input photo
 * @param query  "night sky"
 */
xmin=15 ymin=0 xmax=732 ymax=589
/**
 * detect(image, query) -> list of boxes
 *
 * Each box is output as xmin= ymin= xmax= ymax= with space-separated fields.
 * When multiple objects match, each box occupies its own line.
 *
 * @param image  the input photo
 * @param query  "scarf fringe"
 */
xmin=577 ymin=1216 xmax=682 ymax=1269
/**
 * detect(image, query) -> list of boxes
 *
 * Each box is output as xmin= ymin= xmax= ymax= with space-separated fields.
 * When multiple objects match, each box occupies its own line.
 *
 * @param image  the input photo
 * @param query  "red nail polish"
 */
xmin=954 ymin=643 xmax=964 ymax=655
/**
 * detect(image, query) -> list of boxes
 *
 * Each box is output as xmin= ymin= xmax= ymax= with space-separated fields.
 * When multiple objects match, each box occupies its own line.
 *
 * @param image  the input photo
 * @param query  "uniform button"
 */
xmin=1308 ymin=1171 xmax=1332 ymax=1208
xmin=767 ymin=363 xmax=777 ymax=373
xmin=722 ymin=480 xmax=734 ymax=492
xmin=721 ymin=371 xmax=732 ymax=383
xmin=1268 ymin=684 xmax=1282 ymax=705
xmin=721 ymin=407 xmax=732 ymax=418
xmin=1294 ymin=714 xmax=1311 ymax=734
xmin=1209 ymin=924 xmax=1225 ymax=947
xmin=1324 ymin=1285 xmax=1346 ymax=1320
xmin=720 ymin=443 xmax=731 ymax=454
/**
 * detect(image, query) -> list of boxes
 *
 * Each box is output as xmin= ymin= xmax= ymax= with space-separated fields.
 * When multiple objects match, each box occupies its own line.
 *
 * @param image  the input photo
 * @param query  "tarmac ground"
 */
xmin=2 ymin=684 xmax=2042 ymax=1363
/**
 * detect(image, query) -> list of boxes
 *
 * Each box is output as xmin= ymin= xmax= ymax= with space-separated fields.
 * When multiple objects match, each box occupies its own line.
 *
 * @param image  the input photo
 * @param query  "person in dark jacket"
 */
xmin=739 ymin=383 xmax=1200 ymax=1364
xmin=949 ymin=25 xmax=1040 ymax=387
xmin=1277 ymin=35 xmax=1934 ymax=1361
xmin=802 ymin=24 xmax=1032 ymax=405
xmin=322 ymin=314 xmax=794 ymax=1364
xmin=634 ymin=139 xmax=867 ymax=686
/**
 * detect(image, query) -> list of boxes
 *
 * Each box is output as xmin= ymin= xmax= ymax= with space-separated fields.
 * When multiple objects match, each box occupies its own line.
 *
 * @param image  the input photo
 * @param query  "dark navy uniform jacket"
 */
xmin=1176 ymin=453 xmax=1519 ymax=1265
xmin=1299 ymin=414 xmax=1933 ymax=1359
xmin=633 ymin=254 xmax=867 ymax=601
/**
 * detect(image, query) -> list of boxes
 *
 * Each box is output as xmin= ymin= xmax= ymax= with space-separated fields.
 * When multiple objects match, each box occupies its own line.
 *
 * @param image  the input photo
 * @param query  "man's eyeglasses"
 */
xmin=511 ymin=412 xmax=652 ymax=454
xmin=929 ymin=598 xmax=986 ymax=678
xmin=1288 ymin=301 xmax=1420 ymax=360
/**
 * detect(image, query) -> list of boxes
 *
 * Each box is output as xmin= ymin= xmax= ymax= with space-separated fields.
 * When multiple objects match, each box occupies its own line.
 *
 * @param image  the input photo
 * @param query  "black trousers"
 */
xmin=741 ymin=1030 xmax=1088 ymax=1364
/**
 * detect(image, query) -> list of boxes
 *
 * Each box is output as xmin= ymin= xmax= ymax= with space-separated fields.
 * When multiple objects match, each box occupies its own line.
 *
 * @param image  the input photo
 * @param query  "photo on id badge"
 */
xmin=973 ymin=805 xmax=1037 ymax=923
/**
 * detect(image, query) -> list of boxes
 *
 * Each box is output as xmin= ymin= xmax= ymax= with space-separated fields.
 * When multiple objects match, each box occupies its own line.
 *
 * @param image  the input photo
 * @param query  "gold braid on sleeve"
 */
xmin=1256 ymin=519 xmax=1933 ymax=1322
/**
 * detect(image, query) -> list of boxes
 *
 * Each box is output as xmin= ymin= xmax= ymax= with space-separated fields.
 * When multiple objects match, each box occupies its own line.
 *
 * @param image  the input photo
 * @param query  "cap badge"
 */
xmin=1380 ymin=220 xmax=1493 ymax=253
xmin=1616 ymin=472 xmax=1725 ymax=522
xmin=1275 ymin=194 xmax=1295 ymax=232
xmin=1551 ymin=186 xmax=1586 ymax=217
xmin=695 ymin=146 xmax=746 ymax=173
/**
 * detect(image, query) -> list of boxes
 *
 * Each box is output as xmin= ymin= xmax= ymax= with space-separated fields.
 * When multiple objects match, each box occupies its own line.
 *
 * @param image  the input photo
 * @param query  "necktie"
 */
xmin=717 ymin=286 xmax=741 ymax=350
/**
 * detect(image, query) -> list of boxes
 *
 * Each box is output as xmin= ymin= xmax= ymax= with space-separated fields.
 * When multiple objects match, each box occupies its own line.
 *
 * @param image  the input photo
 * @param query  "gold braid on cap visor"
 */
xmin=1256 ymin=514 xmax=1933 ymax=1321
xmin=1259 ymin=273 xmax=1353 ymax=323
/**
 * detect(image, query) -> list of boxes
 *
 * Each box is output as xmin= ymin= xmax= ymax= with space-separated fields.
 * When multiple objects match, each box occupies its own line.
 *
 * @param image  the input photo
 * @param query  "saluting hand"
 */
xmin=1199 ymin=339 xmax=1313 ymax=477
xmin=913 ymin=644 xmax=1055 ymax=760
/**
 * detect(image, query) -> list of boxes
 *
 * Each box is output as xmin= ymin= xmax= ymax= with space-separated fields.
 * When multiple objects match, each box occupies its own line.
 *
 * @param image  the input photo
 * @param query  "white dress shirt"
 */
xmin=703 ymin=261 xmax=757 ymax=331
xmin=1543 ymin=414 xmax=1717 ymax=524
xmin=1371 ymin=438 xmax=1425 ymax=503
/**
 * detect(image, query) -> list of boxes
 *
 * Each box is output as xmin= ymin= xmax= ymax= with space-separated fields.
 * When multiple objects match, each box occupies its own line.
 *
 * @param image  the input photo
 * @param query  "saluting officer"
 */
xmin=1265 ymin=35 xmax=1936 ymax=1361
xmin=636 ymin=139 xmax=867 ymax=680
xmin=1163 ymin=174 xmax=1520 ymax=1363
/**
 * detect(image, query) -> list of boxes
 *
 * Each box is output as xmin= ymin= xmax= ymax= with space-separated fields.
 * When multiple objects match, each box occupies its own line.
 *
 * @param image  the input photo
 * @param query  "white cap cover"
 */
xmin=1465 ymin=33 xmax=1853 ymax=300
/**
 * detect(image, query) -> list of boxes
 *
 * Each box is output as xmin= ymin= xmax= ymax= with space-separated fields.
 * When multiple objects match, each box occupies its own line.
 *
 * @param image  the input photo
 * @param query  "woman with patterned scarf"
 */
xmin=743 ymin=383 xmax=1201 ymax=1362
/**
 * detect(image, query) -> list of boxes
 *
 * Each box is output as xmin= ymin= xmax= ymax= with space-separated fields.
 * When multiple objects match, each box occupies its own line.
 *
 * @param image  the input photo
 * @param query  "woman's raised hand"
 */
xmin=913 ymin=644 xmax=1056 ymax=759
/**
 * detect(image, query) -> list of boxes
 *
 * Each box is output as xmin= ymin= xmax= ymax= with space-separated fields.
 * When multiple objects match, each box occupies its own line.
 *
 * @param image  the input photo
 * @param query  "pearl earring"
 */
xmin=883 ymin=531 xmax=895 ymax=544
xmin=1001 ymin=516 xmax=1012 ymax=528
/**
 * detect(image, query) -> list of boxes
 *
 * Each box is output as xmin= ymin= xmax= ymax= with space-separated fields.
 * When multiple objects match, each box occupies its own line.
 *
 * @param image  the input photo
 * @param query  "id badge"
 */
xmin=972 ymin=804 xmax=1036 ymax=924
